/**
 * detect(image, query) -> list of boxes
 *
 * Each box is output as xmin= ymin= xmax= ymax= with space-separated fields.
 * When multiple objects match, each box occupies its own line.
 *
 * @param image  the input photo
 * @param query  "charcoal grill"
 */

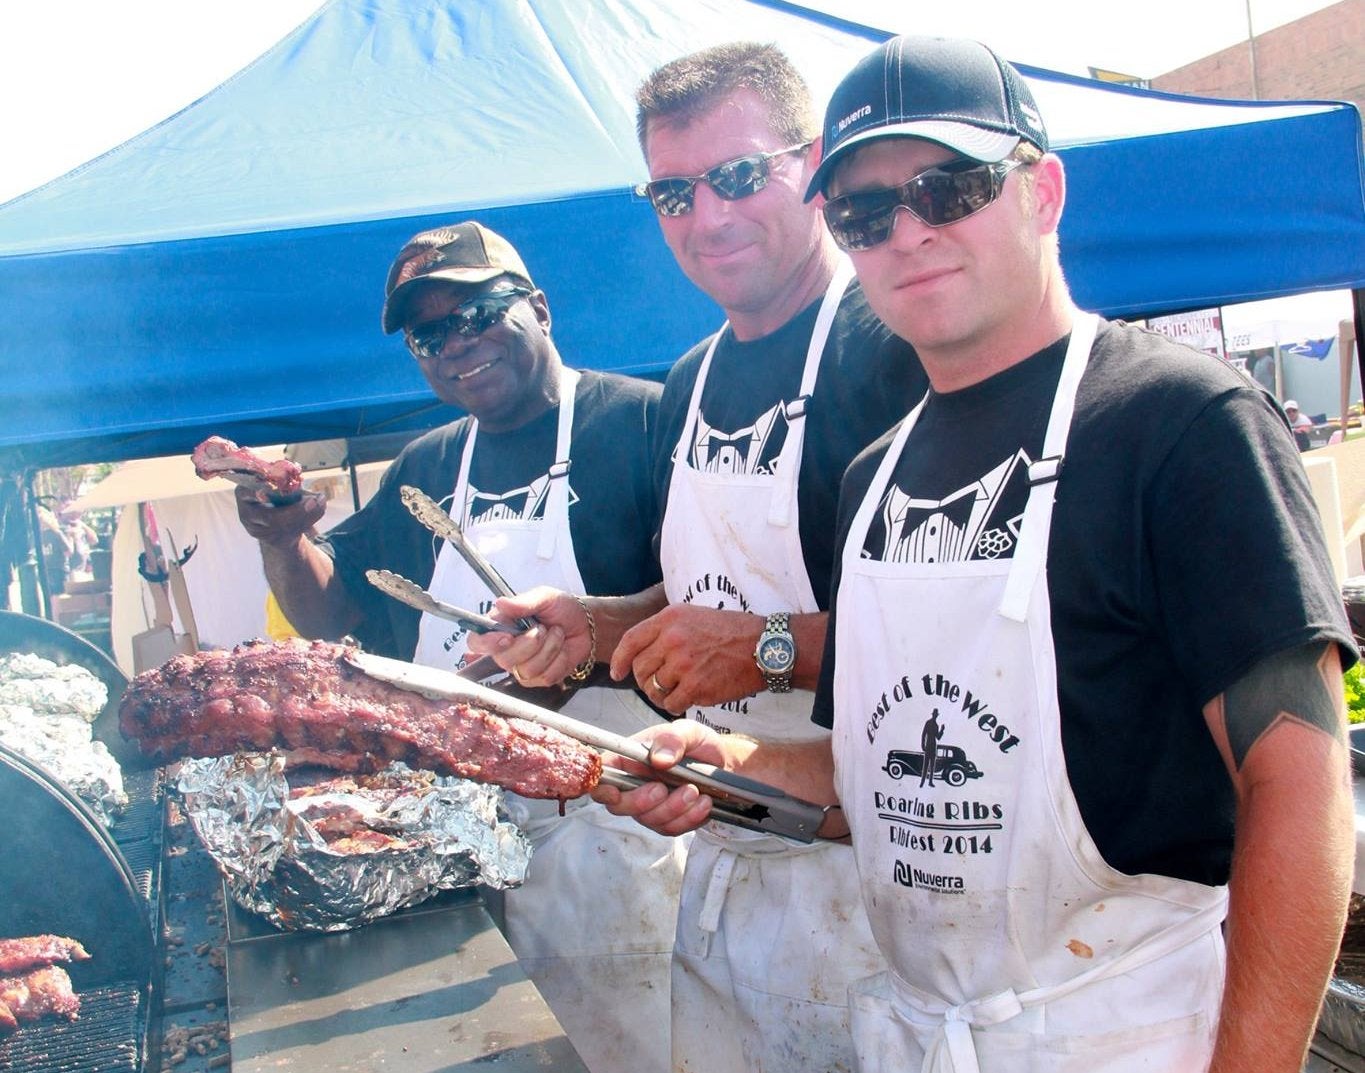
xmin=0 ymin=744 xmax=161 ymax=1073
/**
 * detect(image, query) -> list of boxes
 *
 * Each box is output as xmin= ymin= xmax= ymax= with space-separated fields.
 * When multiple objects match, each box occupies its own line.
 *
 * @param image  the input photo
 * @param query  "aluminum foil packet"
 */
xmin=175 ymin=753 xmax=531 ymax=931
xmin=1319 ymin=976 xmax=1365 ymax=1059
xmin=0 ymin=653 xmax=126 ymax=826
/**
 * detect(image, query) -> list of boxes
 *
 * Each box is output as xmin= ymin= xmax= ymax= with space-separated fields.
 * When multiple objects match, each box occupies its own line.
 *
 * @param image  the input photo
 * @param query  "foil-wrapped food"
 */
xmin=0 ymin=653 xmax=126 ymax=826
xmin=175 ymin=753 xmax=531 ymax=931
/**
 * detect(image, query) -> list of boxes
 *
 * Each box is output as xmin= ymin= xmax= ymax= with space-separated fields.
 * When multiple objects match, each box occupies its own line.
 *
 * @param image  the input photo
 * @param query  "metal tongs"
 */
xmin=366 ymin=568 xmax=521 ymax=635
xmin=349 ymin=652 xmax=830 ymax=843
xmin=364 ymin=567 xmax=542 ymax=693
xmin=399 ymin=486 xmax=535 ymax=631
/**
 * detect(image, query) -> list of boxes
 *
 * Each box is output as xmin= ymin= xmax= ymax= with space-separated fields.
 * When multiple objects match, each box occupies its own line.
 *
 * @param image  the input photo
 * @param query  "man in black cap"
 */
xmin=232 ymin=220 xmax=684 ymax=1073
xmin=590 ymin=35 xmax=1356 ymax=1073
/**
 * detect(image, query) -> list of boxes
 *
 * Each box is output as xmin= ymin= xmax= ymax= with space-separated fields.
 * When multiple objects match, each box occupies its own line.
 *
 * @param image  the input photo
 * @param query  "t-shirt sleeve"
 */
xmin=1147 ymin=387 xmax=1355 ymax=704
xmin=567 ymin=372 xmax=665 ymax=596
xmin=314 ymin=474 xmax=400 ymax=652
xmin=318 ymin=427 xmax=466 ymax=655
xmin=324 ymin=446 xmax=416 ymax=592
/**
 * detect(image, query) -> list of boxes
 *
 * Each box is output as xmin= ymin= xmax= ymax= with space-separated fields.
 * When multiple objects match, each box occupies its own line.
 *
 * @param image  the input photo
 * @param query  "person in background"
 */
xmin=1284 ymin=399 xmax=1314 ymax=450
xmin=35 ymin=503 xmax=72 ymax=589
xmin=469 ymin=42 xmax=928 ymax=1073
xmin=62 ymin=510 xmax=98 ymax=575
xmin=593 ymin=34 xmax=1357 ymax=1073
xmin=232 ymin=220 xmax=683 ymax=1073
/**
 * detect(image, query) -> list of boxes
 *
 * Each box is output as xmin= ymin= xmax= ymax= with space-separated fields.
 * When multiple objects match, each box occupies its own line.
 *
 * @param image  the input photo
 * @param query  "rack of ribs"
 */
xmin=191 ymin=436 xmax=304 ymax=503
xmin=0 ymin=936 xmax=89 ymax=1034
xmin=118 ymin=639 xmax=602 ymax=800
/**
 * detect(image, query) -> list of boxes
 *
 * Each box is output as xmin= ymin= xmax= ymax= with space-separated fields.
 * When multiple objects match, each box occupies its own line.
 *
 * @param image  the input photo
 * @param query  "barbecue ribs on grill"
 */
xmin=0 ymin=936 xmax=89 ymax=977
xmin=192 ymin=436 xmax=304 ymax=503
xmin=0 ymin=936 xmax=88 ymax=1034
xmin=119 ymin=639 xmax=602 ymax=799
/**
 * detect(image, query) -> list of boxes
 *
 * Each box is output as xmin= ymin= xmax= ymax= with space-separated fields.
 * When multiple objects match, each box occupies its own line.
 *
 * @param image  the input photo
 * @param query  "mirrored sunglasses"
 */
xmin=404 ymin=288 xmax=532 ymax=360
xmin=822 ymin=159 xmax=1025 ymax=251
xmin=635 ymin=142 xmax=812 ymax=217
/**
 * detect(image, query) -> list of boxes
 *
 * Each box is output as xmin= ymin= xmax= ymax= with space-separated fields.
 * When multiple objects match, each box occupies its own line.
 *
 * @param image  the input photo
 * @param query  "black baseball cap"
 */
xmin=382 ymin=221 xmax=535 ymax=334
xmin=805 ymin=35 xmax=1048 ymax=201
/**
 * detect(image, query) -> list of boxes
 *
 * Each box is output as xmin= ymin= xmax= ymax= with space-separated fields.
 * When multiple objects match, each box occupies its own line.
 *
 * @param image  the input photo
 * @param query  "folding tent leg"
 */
xmin=1353 ymin=288 xmax=1364 ymax=415
xmin=19 ymin=473 xmax=52 ymax=619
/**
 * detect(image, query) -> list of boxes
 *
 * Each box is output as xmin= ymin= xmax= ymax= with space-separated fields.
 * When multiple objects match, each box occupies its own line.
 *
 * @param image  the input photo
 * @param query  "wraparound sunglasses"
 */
xmin=636 ymin=143 xmax=812 ymax=217
xmin=822 ymin=158 xmax=1026 ymax=251
xmin=404 ymin=288 xmax=533 ymax=360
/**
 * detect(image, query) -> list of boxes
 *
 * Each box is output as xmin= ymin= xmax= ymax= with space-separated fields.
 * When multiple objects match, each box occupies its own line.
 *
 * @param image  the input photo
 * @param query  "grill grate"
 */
xmin=119 ymin=840 xmax=160 ymax=906
xmin=110 ymin=770 xmax=162 ymax=847
xmin=0 ymin=984 xmax=142 ymax=1073
xmin=113 ymin=768 xmax=164 ymax=948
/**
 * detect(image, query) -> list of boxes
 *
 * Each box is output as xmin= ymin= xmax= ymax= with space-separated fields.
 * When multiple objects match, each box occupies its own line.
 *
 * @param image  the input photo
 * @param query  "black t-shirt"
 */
xmin=813 ymin=319 xmax=1354 ymax=885
xmin=653 ymin=279 xmax=927 ymax=606
xmin=323 ymin=369 xmax=662 ymax=658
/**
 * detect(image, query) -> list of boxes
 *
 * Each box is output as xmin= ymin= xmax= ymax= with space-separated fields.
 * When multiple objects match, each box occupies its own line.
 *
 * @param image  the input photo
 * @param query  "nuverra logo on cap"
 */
xmin=835 ymin=105 xmax=872 ymax=136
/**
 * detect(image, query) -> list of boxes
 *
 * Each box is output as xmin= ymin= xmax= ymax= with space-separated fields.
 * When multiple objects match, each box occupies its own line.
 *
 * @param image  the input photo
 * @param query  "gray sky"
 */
xmin=0 ymin=0 xmax=1340 ymax=204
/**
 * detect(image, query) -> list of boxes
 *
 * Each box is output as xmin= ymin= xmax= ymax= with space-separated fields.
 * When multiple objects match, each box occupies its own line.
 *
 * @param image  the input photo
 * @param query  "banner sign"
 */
xmin=1145 ymin=308 xmax=1225 ymax=360
xmin=1088 ymin=66 xmax=1151 ymax=89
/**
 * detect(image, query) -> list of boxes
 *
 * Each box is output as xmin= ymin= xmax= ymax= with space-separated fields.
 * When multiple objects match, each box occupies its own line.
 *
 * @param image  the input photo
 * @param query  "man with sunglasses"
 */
xmin=467 ymin=41 xmax=926 ymax=1073
xmin=586 ymin=35 xmax=1357 ymax=1073
xmin=232 ymin=220 xmax=684 ymax=1073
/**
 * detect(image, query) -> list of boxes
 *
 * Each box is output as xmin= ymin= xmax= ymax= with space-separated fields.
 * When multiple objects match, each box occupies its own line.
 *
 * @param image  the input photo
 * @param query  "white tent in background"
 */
xmin=72 ymin=452 xmax=385 ymax=675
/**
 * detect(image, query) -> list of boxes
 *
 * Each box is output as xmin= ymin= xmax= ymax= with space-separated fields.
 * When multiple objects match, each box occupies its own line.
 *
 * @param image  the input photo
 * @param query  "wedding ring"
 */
xmin=650 ymin=672 xmax=667 ymax=695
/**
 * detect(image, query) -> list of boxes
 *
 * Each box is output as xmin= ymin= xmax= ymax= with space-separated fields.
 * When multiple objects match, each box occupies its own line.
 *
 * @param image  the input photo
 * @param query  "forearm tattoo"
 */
xmin=1223 ymin=642 xmax=1344 ymax=770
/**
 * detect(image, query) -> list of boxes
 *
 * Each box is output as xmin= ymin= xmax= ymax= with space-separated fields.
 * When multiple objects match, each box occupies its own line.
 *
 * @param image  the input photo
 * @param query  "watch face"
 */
xmin=758 ymin=636 xmax=796 ymax=675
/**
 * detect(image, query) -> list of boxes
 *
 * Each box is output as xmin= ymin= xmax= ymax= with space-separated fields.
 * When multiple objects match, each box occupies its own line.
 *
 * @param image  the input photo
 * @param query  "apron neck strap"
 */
xmin=677 ymin=259 xmax=856 ymax=517
xmin=840 ymin=312 xmax=1100 ymax=608
xmin=767 ymin=258 xmax=855 ymax=528
xmin=997 ymin=311 xmax=1099 ymax=621
xmin=451 ymin=365 xmax=580 ymax=562
xmin=843 ymin=391 xmax=927 ymax=562
xmin=536 ymin=366 xmax=580 ymax=560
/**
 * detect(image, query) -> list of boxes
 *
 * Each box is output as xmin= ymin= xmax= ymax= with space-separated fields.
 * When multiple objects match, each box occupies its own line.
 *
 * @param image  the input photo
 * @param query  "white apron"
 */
xmin=415 ymin=367 xmax=687 ymax=1073
xmin=660 ymin=264 xmax=887 ymax=1073
xmin=832 ymin=314 xmax=1230 ymax=1073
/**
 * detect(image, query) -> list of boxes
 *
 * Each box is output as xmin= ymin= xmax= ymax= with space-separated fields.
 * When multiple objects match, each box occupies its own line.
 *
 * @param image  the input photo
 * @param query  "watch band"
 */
xmin=756 ymin=611 xmax=795 ymax=694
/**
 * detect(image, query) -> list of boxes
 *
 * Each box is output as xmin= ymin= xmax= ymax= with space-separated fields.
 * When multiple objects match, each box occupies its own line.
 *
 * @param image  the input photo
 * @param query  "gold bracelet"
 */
xmin=566 ymin=594 xmax=597 ymax=683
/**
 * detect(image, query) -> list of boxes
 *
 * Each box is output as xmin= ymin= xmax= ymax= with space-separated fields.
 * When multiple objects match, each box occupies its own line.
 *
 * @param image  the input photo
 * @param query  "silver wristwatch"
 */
xmin=754 ymin=612 xmax=796 ymax=694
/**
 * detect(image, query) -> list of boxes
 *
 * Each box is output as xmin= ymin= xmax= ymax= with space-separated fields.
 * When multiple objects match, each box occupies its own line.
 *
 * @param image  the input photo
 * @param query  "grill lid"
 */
xmin=0 ymin=742 xmax=153 ymax=989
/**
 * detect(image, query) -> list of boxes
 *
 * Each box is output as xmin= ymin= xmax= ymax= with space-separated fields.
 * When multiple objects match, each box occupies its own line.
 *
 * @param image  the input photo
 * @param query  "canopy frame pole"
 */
xmin=1353 ymin=289 xmax=1365 ymax=423
xmin=21 ymin=472 xmax=52 ymax=619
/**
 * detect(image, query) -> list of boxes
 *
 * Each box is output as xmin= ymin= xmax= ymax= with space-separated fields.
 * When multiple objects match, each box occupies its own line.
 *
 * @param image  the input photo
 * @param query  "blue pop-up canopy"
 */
xmin=0 ymin=0 xmax=1362 ymax=471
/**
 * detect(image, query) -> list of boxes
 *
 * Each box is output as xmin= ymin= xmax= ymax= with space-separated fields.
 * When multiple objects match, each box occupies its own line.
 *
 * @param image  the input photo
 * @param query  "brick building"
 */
xmin=1150 ymin=0 xmax=1363 ymax=112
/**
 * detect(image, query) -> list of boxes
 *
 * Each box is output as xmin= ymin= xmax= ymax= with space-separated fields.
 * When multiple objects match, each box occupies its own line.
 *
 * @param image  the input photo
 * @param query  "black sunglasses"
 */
xmin=822 ymin=159 xmax=1026 ymax=251
xmin=404 ymin=288 xmax=532 ymax=360
xmin=636 ymin=142 xmax=812 ymax=217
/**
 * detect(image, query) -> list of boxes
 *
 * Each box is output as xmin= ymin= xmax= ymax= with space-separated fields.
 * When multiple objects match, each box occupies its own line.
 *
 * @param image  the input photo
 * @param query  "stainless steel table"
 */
xmin=225 ymin=888 xmax=587 ymax=1072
